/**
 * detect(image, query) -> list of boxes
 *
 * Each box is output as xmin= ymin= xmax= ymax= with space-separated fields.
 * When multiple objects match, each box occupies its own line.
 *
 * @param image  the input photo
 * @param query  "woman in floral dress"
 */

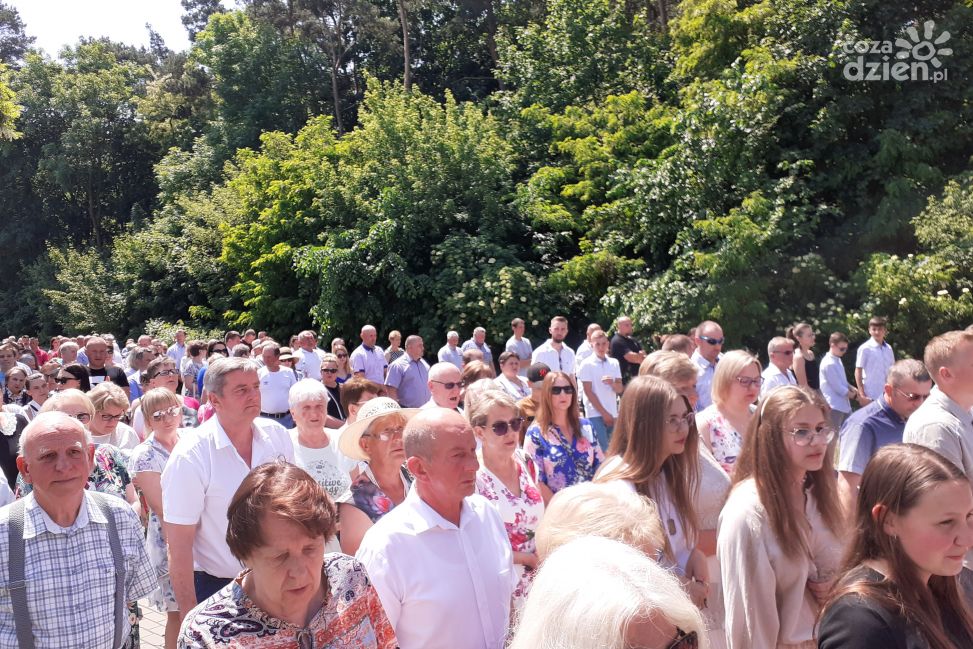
xmin=696 ymin=350 xmax=761 ymax=476
xmin=128 ymin=388 xmax=183 ymax=649
xmin=469 ymin=389 xmax=544 ymax=611
xmin=523 ymin=371 xmax=603 ymax=500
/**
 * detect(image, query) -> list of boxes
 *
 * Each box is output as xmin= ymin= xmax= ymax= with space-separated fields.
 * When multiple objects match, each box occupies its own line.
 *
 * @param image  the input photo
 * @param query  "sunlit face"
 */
xmin=782 ymin=405 xmax=830 ymax=475
xmin=5 ymin=371 xmax=26 ymax=394
xmin=943 ymin=341 xmax=973 ymax=403
xmin=361 ymin=328 xmax=377 ymax=347
xmin=54 ymin=371 xmax=82 ymax=393
xmin=60 ymin=347 xmax=78 ymax=363
xmin=147 ymin=361 xmax=179 ymax=392
xmin=18 ymin=424 xmax=93 ymax=497
xmin=672 ymin=378 xmax=698 ymax=410
xmin=291 ymin=399 xmax=328 ymax=432
xmin=770 ymin=342 xmax=795 ymax=371
xmin=695 ymin=325 xmax=724 ymax=363
xmin=321 ymin=361 xmax=339 ymax=387
xmin=347 ymin=390 xmax=379 ymax=421
xmin=211 ymin=370 xmax=261 ymax=424
xmin=729 ymin=363 xmax=761 ymax=408
xmin=869 ymin=324 xmax=886 ymax=342
xmin=26 ymin=378 xmax=49 ymax=403
xmin=886 ymin=377 xmax=932 ymax=421
xmin=407 ymin=338 xmax=425 ymax=360
xmin=0 ymin=349 xmax=16 ymax=371
xmin=618 ymin=318 xmax=634 ymax=337
xmin=474 ymin=330 xmax=486 ymax=344
xmin=429 ymin=368 xmax=462 ymax=408
xmin=359 ymin=414 xmax=407 ymax=467
xmin=884 ymin=480 xmax=973 ymax=582
xmin=246 ymin=515 xmax=326 ymax=618
xmin=500 ymin=357 xmax=520 ymax=378
xmin=85 ymin=342 xmax=109 ymax=369
xmin=798 ymin=328 xmax=816 ymax=348
xmin=262 ymin=346 xmax=281 ymax=371
xmin=549 ymin=376 xmax=575 ymax=413
xmin=663 ymin=398 xmax=692 ymax=458
xmin=145 ymin=401 xmax=181 ymax=437
xmin=90 ymin=403 xmax=126 ymax=436
xmin=550 ymin=321 xmax=568 ymax=344
xmin=512 ymin=322 xmax=525 ymax=336
xmin=420 ymin=420 xmax=479 ymax=500
xmin=474 ymin=405 xmax=521 ymax=456
xmin=592 ymin=337 xmax=609 ymax=357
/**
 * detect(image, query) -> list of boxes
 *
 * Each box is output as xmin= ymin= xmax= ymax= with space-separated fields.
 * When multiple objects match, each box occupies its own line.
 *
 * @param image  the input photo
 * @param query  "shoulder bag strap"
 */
xmin=8 ymin=498 xmax=35 ymax=649
xmin=92 ymin=493 xmax=126 ymax=649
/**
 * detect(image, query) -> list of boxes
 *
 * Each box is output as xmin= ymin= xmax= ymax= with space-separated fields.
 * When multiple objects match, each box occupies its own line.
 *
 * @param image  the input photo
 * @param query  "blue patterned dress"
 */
xmin=523 ymin=419 xmax=604 ymax=493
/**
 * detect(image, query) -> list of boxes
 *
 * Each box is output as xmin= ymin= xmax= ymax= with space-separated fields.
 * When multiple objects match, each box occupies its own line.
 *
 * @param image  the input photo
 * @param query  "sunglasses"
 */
xmin=54 ymin=376 xmax=77 ymax=384
xmin=698 ymin=335 xmax=724 ymax=346
xmin=668 ymin=629 xmax=699 ymax=649
xmin=550 ymin=385 xmax=575 ymax=395
xmin=895 ymin=387 xmax=930 ymax=402
xmin=322 ymin=368 xmax=339 ymax=374
xmin=735 ymin=376 xmax=764 ymax=388
xmin=336 ymin=353 xmax=348 ymax=358
xmin=771 ymin=349 xmax=794 ymax=356
xmin=788 ymin=426 xmax=836 ymax=447
xmin=488 ymin=417 xmax=525 ymax=436
xmin=151 ymin=405 xmax=181 ymax=422
xmin=431 ymin=380 xmax=462 ymax=390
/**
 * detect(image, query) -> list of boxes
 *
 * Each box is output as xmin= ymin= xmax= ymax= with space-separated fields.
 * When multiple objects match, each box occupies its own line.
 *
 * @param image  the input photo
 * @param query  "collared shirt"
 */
xmin=384 ymin=356 xmax=431 ymax=408
xmin=297 ymin=347 xmax=327 ymax=381
xmin=166 ymin=342 xmax=186 ymax=368
xmin=437 ymin=344 xmax=463 ymax=369
xmin=162 ymin=415 xmax=295 ymax=578
xmin=578 ymin=354 xmax=622 ymax=418
xmin=420 ymin=398 xmax=462 ymax=412
xmin=532 ymin=340 xmax=576 ymax=374
xmin=356 ymin=489 xmax=514 ymax=649
xmin=504 ymin=336 xmax=533 ymax=377
xmin=819 ymin=352 xmax=852 ymax=414
xmin=461 ymin=339 xmax=493 ymax=366
xmin=855 ymin=338 xmax=895 ymax=400
xmin=693 ymin=350 xmax=721 ymax=411
xmin=351 ymin=344 xmax=387 ymax=383
xmin=257 ymin=366 xmax=298 ymax=414
xmin=837 ymin=397 xmax=905 ymax=474
xmin=0 ymin=491 xmax=157 ymax=648
xmin=760 ymin=364 xmax=797 ymax=397
xmin=574 ymin=341 xmax=593 ymax=376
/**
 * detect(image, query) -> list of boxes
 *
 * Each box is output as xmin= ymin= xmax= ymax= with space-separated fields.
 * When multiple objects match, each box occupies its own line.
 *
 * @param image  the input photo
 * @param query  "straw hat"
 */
xmin=278 ymin=346 xmax=297 ymax=362
xmin=338 ymin=397 xmax=420 ymax=462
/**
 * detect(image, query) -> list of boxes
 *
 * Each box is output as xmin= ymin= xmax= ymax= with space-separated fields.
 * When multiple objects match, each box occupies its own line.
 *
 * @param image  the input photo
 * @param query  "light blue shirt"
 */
xmin=385 ymin=356 xmax=431 ymax=408
xmin=437 ymin=344 xmax=463 ymax=369
xmin=819 ymin=352 xmax=851 ymax=414
xmin=837 ymin=398 xmax=905 ymax=474
xmin=692 ymin=350 xmax=721 ymax=411
xmin=461 ymin=339 xmax=493 ymax=366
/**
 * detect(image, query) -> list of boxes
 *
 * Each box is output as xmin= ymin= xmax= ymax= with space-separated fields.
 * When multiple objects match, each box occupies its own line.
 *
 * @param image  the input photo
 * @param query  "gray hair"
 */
xmin=473 ymin=327 xmax=486 ymax=335
xmin=405 ymin=335 xmax=422 ymax=349
xmin=446 ymin=330 xmax=459 ymax=341
xmin=886 ymin=358 xmax=931 ymax=387
xmin=230 ymin=344 xmax=250 ymax=358
xmin=58 ymin=341 xmax=79 ymax=354
xmin=767 ymin=336 xmax=793 ymax=355
xmin=40 ymin=388 xmax=95 ymax=418
xmin=288 ymin=379 xmax=330 ymax=410
xmin=465 ymin=389 xmax=518 ymax=428
xmin=204 ymin=357 xmax=260 ymax=397
xmin=462 ymin=377 xmax=498 ymax=414
xmin=20 ymin=411 xmax=92 ymax=455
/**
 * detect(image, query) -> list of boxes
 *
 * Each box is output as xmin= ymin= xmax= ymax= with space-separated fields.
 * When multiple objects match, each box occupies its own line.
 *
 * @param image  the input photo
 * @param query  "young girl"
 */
xmin=819 ymin=444 xmax=973 ymax=649
xmin=128 ymin=388 xmax=184 ymax=649
xmin=718 ymin=386 xmax=845 ymax=649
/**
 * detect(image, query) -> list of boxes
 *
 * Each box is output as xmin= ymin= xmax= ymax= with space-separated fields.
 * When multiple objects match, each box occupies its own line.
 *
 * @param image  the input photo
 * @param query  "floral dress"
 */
xmin=523 ymin=418 xmax=603 ymax=493
xmin=178 ymin=554 xmax=398 ymax=648
xmin=337 ymin=463 xmax=413 ymax=523
xmin=128 ymin=434 xmax=177 ymax=612
xmin=475 ymin=454 xmax=544 ymax=611
xmin=698 ymin=404 xmax=744 ymax=475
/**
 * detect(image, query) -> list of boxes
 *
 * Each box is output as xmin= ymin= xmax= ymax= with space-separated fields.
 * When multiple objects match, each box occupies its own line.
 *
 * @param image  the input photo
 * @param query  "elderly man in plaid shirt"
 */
xmin=0 ymin=412 xmax=155 ymax=648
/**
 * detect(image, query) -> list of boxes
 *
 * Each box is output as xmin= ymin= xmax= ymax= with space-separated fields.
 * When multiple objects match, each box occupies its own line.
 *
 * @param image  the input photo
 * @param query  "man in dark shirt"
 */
xmin=84 ymin=336 xmax=130 ymax=397
xmin=610 ymin=316 xmax=645 ymax=384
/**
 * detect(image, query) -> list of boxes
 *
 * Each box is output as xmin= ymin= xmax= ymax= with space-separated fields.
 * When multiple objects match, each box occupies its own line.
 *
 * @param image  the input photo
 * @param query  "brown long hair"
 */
xmin=732 ymin=386 xmax=844 ymax=559
xmin=595 ymin=376 xmax=699 ymax=546
xmin=533 ymin=371 xmax=581 ymax=441
xmin=821 ymin=444 xmax=973 ymax=649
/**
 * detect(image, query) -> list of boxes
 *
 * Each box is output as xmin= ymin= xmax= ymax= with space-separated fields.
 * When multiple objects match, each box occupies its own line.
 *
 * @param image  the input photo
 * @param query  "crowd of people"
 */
xmin=0 ymin=314 xmax=972 ymax=649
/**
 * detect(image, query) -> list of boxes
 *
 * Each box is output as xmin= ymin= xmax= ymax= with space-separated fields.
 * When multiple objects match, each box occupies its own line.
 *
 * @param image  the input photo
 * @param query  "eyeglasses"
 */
xmin=99 ymin=413 xmax=125 ymax=422
xmin=735 ymin=376 xmax=764 ymax=388
xmin=787 ymin=426 xmax=836 ymax=447
xmin=336 ymin=353 xmax=348 ymax=358
xmin=212 ymin=348 xmax=227 ymax=354
xmin=71 ymin=413 xmax=92 ymax=424
xmin=488 ymin=417 xmax=525 ymax=436
xmin=151 ymin=405 xmax=181 ymax=422
xmin=772 ymin=349 xmax=794 ymax=356
xmin=895 ymin=387 xmax=930 ymax=402
xmin=550 ymin=385 xmax=575 ymax=395
xmin=698 ymin=335 xmax=724 ymax=346
xmin=665 ymin=413 xmax=695 ymax=430
xmin=321 ymin=368 xmax=338 ymax=374
xmin=667 ymin=628 xmax=699 ymax=649
xmin=362 ymin=426 xmax=404 ymax=442
xmin=431 ymin=380 xmax=462 ymax=390
xmin=151 ymin=369 xmax=178 ymax=378
xmin=836 ymin=346 xmax=848 ymax=353
xmin=54 ymin=376 xmax=77 ymax=384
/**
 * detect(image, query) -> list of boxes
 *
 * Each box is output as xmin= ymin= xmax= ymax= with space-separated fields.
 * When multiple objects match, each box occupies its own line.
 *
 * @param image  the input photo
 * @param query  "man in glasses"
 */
xmin=423 ymin=362 xmax=463 ymax=411
xmin=760 ymin=337 xmax=798 ymax=397
xmin=819 ymin=332 xmax=859 ymax=429
xmin=691 ymin=320 xmax=724 ymax=410
xmin=839 ymin=359 xmax=931 ymax=512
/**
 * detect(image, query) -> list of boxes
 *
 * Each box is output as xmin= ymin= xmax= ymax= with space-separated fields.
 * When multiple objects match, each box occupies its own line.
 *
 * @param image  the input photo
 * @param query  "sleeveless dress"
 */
xmin=697 ymin=404 xmax=745 ymax=475
xmin=802 ymin=353 xmax=820 ymax=390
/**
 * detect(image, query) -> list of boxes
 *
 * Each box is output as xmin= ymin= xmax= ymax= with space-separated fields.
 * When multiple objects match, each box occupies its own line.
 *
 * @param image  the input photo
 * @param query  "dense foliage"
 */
xmin=1 ymin=0 xmax=972 ymax=359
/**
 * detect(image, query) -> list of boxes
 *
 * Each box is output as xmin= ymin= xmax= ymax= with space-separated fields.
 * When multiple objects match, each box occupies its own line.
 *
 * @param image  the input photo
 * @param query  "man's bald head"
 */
xmin=404 ymin=407 xmax=470 ymax=460
xmin=20 ymin=412 xmax=90 ymax=456
xmin=429 ymin=362 xmax=461 ymax=382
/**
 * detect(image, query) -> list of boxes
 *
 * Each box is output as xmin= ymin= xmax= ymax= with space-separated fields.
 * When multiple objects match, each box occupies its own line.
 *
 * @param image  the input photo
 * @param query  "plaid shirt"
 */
xmin=0 ymin=491 xmax=156 ymax=648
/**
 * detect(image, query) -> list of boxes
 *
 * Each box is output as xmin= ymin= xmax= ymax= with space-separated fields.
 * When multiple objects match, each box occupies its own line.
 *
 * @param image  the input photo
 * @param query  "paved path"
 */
xmin=140 ymin=600 xmax=167 ymax=648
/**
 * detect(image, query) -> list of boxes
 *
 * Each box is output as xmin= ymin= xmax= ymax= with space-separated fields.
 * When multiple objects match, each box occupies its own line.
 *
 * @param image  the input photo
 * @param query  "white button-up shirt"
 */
xmin=351 ymin=344 xmax=387 ymax=383
xmin=760 ymin=364 xmax=797 ymax=397
xmin=532 ymin=340 xmax=576 ymax=374
xmin=855 ymin=338 xmax=894 ymax=400
xmin=0 ymin=491 xmax=157 ymax=648
xmin=819 ymin=352 xmax=851 ymax=414
xmin=692 ymin=350 xmax=721 ymax=410
xmin=162 ymin=415 xmax=295 ymax=578
xmin=356 ymin=489 xmax=515 ymax=649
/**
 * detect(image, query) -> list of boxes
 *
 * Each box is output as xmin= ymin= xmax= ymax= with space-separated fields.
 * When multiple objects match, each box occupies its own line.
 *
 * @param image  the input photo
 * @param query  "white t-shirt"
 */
xmin=578 ymin=354 xmax=621 ymax=418
xmin=297 ymin=347 xmax=327 ymax=381
xmin=258 ymin=366 xmax=298 ymax=414
xmin=289 ymin=429 xmax=354 ymax=499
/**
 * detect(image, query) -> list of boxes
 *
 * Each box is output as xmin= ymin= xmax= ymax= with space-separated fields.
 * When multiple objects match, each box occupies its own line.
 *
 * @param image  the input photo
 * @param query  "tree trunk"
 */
xmin=396 ymin=0 xmax=412 ymax=92
xmin=330 ymin=63 xmax=344 ymax=133
xmin=657 ymin=0 xmax=669 ymax=31
xmin=485 ymin=0 xmax=504 ymax=90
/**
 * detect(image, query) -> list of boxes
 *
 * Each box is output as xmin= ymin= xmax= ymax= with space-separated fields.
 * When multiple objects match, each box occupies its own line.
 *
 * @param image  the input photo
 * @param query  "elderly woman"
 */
xmin=509 ymin=536 xmax=709 ymax=649
xmin=696 ymin=349 xmax=762 ymax=475
xmin=88 ymin=382 xmax=140 ymax=450
xmin=55 ymin=362 xmax=91 ymax=393
xmin=336 ymin=398 xmax=418 ymax=555
xmin=2 ymin=366 xmax=29 ymax=406
xmin=178 ymin=462 xmax=398 ymax=648
xmin=132 ymin=356 xmax=199 ymax=437
xmin=469 ymin=389 xmax=544 ymax=611
xmin=496 ymin=351 xmax=531 ymax=400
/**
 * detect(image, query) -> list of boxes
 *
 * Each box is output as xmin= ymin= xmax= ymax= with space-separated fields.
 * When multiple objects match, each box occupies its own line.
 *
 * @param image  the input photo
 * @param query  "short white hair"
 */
xmin=509 ymin=536 xmax=709 ymax=649
xmin=447 ymin=330 xmax=459 ymax=340
xmin=473 ymin=327 xmax=486 ymax=335
xmin=20 ymin=411 xmax=92 ymax=455
xmin=288 ymin=379 xmax=330 ymax=410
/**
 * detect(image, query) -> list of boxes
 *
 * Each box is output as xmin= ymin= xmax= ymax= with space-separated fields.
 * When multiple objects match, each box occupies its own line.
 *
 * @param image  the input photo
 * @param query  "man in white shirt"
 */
xmin=574 ymin=323 xmax=602 ymax=374
xmin=166 ymin=328 xmax=187 ymax=368
xmin=357 ymin=407 xmax=514 ymax=649
xmin=423 ymin=362 xmax=463 ymax=411
xmin=578 ymin=330 xmax=622 ymax=451
xmin=855 ymin=316 xmax=895 ymax=404
xmin=504 ymin=318 xmax=533 ymax=377
xmin=691 ymin=320 xmax=724 ymax=410
xmin=437 ymin=331 xmax=463 ymax=369
xmin=296 ymin=330 xmax=327 ymax=381
xmin=162 ymin=357 xmax=295 ymax=619
xmin=818 ymin=332 xmax=858 ymax=429
xmin=532 ymin=315 xmax=576 ymax=374
xmin=350 ymin=324 xmax=387 ymax=383
xmin=761 ymin=337 xmax=798 ymax=397
xmin=258 ymin=342 xmax=298 ymax=429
